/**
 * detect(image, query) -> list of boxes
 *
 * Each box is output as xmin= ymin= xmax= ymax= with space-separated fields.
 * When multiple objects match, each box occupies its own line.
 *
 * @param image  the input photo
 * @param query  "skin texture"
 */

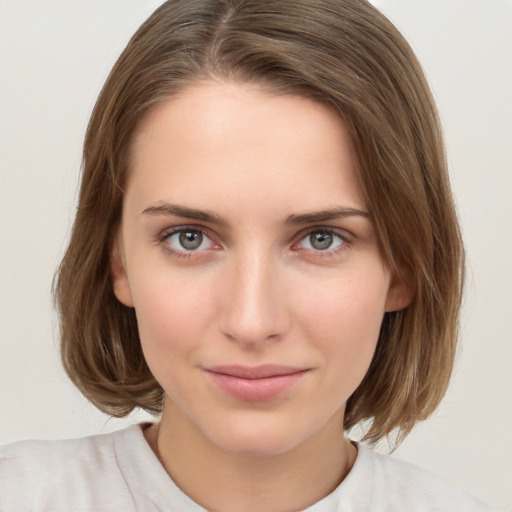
xmin=111 ymin=81 xmax=410 ymax=511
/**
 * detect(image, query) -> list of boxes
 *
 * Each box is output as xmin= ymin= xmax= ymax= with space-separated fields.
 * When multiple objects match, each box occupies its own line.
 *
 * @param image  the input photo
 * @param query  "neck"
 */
xmin=145 ymin=402 xmax=357 ymax=512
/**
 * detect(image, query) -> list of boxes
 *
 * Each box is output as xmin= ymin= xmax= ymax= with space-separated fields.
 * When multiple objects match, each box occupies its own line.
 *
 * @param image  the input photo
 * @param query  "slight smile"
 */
xmin=203 ymin=365 xmax=311 ymax=402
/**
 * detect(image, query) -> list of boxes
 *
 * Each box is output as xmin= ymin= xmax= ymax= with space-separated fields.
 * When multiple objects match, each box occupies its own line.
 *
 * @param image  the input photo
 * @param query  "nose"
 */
xmin=219 ymin=250 xmax=291 ymax=348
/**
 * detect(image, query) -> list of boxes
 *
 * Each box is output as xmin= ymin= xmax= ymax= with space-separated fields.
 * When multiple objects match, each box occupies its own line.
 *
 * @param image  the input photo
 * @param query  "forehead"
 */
xmin=126 ymin=80 xmax=365 ymax=216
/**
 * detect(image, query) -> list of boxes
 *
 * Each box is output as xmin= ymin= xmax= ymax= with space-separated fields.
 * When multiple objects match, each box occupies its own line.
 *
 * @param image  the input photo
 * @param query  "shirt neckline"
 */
xmin=114 ymin=423 xmax=366 ymax=511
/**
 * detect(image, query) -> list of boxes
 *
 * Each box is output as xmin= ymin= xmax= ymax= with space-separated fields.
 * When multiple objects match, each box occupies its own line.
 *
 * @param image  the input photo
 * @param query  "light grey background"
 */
xmin=0 ymin=1 xmax=510 ymax=509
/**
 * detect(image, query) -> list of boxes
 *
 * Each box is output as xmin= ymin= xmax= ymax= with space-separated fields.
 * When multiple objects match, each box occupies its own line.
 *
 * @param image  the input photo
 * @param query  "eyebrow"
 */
xmin=284 ymin=207 xmax=370 ymax=225
xmin=141 ymin=202 xmax=370 ymax=226
xmin=142 ymin=203 xmax=228 ymax=226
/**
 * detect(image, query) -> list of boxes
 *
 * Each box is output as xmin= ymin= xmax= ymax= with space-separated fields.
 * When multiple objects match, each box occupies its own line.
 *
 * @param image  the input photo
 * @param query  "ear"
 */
xmin=385 ymin=267 xmax=414 ymax=313
xmin=110 ymin=235 xmax=134 ymax=308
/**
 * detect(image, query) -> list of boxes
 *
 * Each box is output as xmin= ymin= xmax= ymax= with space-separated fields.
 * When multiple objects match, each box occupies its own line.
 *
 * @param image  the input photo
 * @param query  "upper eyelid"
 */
xmin=159 ymin=224 xmax=350 ymax=236
xmin=157 ymin=225 xmax=352 ymax=250
xmin=293 ymin=228 xmax=348 ymax=249
xmin=158 ymin=226 xmax=218 ymax=257
xmin=294 ymin=226 xmax=352 ymax=242
xmin=159 ymin=224 xmax=214 ymax=240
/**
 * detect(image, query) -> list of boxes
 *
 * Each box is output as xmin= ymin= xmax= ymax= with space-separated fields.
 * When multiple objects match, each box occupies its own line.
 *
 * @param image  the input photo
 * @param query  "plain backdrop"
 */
xmin=0 ymin=1 xmax=511 ymax=510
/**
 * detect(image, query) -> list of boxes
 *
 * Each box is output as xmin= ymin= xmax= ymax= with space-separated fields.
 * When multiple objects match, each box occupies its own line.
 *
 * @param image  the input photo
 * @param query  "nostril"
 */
xmin=220 ymin=320 xmax=284 ymax=347
xmin=219 ymin=303 xmax=290 ymax=347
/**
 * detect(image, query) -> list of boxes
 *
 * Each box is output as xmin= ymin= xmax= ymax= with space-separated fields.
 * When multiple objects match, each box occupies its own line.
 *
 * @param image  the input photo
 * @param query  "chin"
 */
xmin=204 ymin=414 xmax=310 ymax=458
xmin=215 ymin=433 xmax=298 ymax=458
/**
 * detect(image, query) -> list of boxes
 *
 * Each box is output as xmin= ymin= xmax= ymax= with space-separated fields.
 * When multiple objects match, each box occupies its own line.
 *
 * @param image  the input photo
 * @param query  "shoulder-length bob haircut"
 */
xmin=55 ymin=0 xmax=464 ymax=444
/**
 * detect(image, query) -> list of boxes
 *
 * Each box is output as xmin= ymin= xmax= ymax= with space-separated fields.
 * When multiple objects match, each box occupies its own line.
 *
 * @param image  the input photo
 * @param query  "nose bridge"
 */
xmin=220 ymin=243 xmax=289 ymax=346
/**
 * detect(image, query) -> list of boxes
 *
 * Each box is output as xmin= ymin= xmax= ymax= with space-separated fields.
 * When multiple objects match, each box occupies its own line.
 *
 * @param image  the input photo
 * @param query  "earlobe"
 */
xmin=385 ymin=268 xmax=414 ymax=313
xmin=110 ymin=237 xmax=135 ymax=308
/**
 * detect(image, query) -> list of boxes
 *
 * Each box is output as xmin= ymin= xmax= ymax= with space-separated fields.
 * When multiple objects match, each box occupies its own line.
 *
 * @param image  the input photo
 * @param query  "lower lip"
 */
xmin=204 ymin=370 xmax=308 ymax=402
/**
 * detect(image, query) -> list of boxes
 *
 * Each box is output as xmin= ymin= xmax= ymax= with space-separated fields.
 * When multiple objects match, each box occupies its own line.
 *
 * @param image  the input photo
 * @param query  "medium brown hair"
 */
xmin=55 ymin=0 xmax=464 ymax=444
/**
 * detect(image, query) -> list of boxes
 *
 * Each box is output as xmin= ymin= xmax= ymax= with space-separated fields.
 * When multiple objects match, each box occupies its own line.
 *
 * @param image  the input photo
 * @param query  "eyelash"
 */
xmin=294 ymin=228 xmax=349 ymax=259
xmin=157 ymin=226 xmax=351 ymax=260
xmin=157 ymin=226 xmax=217 ymax=260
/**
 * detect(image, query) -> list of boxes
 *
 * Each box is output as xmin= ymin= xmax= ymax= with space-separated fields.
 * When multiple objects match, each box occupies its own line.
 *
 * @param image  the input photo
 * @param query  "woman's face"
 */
xmin=112 ymin=81 xmax=407 ymax=456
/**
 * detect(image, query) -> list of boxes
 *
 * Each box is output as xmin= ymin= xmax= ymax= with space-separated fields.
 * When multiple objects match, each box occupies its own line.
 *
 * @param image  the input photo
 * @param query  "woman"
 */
xmin=0 ymin=1 xmax=492 ymax=510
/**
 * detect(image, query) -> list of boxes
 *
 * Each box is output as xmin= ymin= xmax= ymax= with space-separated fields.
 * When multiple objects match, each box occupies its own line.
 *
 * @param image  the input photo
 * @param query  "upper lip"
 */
xmin=204 ymin=365 xmax=309 ymax=379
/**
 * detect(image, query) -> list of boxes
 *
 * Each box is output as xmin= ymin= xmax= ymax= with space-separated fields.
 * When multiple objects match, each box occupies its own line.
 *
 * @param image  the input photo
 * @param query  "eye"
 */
xmin=163 ymin=228 xmax=216 ymax=253
xmin=296 ymin=229 xmax=345 ymax=252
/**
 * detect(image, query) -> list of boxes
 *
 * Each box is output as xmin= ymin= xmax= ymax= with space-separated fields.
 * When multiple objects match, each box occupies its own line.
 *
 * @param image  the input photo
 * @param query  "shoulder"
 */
xmin=0 ymin=425 xmax=141 ymax=512
xmin=0 ymin=426 xmax=118 ymax=481
xmin=342 ymin=444 xmax=493 ymax=511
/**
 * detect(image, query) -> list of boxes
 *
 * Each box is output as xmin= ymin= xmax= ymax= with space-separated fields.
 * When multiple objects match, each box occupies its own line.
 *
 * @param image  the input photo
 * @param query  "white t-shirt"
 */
xmin=0 ymin=423 xmax=492 ymax=511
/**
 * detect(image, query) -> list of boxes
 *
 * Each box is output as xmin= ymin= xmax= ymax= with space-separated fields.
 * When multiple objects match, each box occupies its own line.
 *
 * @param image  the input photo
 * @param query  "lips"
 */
xmin=206 ymin=364 xmax=307 ymax=379
xmin=203 ymin=365 xmax=309 ymax=402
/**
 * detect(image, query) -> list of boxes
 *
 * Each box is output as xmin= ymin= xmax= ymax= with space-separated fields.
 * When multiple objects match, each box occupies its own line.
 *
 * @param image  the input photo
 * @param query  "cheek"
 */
xmin=297 ymin=269 xmax=389 ymax=384
xmin=303 ymin=270 xmax=387 ymax=336
xmin=130 ymin=270 xmax=221 ymax=406
xmin=130 ymin=269 xmax=217 ymax=364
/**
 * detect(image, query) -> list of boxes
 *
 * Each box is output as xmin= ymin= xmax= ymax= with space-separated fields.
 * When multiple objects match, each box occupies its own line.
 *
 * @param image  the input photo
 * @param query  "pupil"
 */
xmin=311 ymin=232 xmax=333 ymax=250
xmin=179 ymin=230 xmax=202 ymax=250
